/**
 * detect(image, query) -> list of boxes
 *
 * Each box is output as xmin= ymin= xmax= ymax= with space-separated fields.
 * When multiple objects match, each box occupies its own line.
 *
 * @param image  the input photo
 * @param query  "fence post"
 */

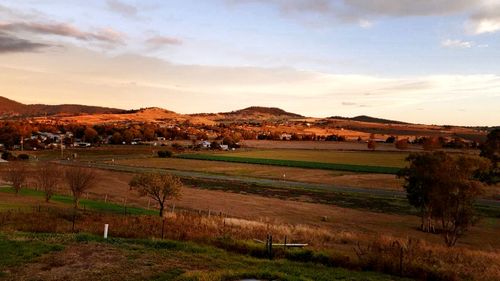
xmin=72 ymin=210 xmax=76 ymax=232
xmin=161 ymin=217 xmax=166 ymax=239
xmin=104 ymin=224 xmax=109 ymax=239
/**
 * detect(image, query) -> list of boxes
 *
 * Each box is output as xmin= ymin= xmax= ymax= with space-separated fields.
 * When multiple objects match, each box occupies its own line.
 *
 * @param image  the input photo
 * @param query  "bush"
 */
xmin=17 ymin=154 xmax=30 ymax=161
xmin=157 ymin=150 xmax=173 ymax=158
xmin=1 ymin=151 xmax=16 ymax=161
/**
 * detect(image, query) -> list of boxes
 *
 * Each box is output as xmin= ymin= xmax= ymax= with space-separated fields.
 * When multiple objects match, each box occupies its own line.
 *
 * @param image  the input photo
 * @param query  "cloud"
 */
xmin=107 ymin=0 xmax=137 ymax=17
xmin=0 ymin=33 xmax=49 ymax=53
xmin=466 ymin=9 xmax=500 ymax=34
xmin=341 ymin=101 xmax=357 ymax=106
xmin=441 ymin=39 xmax=474 ymax=48
xmin=228 ymin=0 xmax=478 ymax=25
xmin=145 ymin=36 xmax=182 ymax=47
xmin=229 ymin=0 xmax=500 ymax=35
xmin=0 ymin=21 xmax=125 ymax=44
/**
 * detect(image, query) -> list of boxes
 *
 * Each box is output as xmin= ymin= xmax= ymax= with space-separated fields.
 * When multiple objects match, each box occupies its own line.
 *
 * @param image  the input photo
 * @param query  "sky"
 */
xmin=0 ymin=0 xmax=499 ymax=126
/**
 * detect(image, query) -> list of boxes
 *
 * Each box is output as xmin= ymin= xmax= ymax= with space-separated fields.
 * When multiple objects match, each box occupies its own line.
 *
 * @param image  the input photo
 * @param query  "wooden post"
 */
xmin=147 ymin=198 xmax=151 ymax=210
xmin=208 ymin=209 xmax=211 ymax=218
xmin=161 ymin=217 xmax=166 ymax=239
xmin=269 ymin=235 xmax=273 ymax=259
xmin=72 ymin=210 xmax=76 ymax=232
xmin=104 ymin=194 xmax=108 ymax=203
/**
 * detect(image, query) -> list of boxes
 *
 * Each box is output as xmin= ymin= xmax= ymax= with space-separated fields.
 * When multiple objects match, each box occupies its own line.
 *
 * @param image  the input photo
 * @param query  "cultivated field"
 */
xmin=111 ymin=158 xmax=404 ymax=190
xmin=216 ymin=149 xmax=408 ymax=168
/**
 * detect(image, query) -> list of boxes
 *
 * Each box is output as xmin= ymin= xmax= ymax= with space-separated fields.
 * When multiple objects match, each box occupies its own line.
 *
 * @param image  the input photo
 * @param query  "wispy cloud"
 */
xmin=0 ymin=21 xmax=125 ymax=44
xmin=441 ymin=39 xmax=474 ymax=48
xmin=227 ymin=0 xmax=477 ymax=26
xmin=107 ymin=0 xmax=138 ymax=17
xmin=145 ymin=36 xmax=182 ymax=47
xmin=0 ymin=32 xmax=49 ymax=53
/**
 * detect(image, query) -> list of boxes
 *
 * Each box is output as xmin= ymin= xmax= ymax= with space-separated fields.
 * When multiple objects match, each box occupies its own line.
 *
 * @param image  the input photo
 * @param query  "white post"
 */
xmin=104 ymin=224 xmax=109 ymax=239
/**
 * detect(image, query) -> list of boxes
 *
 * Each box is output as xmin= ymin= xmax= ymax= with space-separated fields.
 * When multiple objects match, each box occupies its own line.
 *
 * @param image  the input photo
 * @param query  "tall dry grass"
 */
xmin=0 ymin=207 xmax=498 ymax=281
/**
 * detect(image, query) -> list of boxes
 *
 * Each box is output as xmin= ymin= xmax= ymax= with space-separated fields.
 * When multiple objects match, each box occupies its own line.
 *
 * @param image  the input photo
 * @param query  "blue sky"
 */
xmin=0 ymin=0 xmax=499 ymax=125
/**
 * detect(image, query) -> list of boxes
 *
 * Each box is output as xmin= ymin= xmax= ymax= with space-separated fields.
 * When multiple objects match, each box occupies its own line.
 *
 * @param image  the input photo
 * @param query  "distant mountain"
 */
xmin=0 ymin=96 xmax=124 ymax=117
xmin=220 ymin=106 xmax=303 ymax=118
xmin=329 ymin=115 xmax=408 ymax=125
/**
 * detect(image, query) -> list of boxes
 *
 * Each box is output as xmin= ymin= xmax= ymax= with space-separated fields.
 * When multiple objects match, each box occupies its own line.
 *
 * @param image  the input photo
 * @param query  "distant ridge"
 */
xmin=221 ymin=106 xmax=304 ymax=118
xmin=329 ymin=115 xmax=409 ymax=125
xmin=0 ymin=96 xmax=124 ymax=117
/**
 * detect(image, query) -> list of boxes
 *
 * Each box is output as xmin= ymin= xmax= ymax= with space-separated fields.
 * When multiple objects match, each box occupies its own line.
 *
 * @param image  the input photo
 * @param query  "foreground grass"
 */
xmin=0 ymin=232 xmax=407 ymax=281
xmin=0 ymin=234 xmax=64 ymax=277
xmin=0 ymin=187 xmax=158 ymax=216
xmin=177 ymin=153 xmax=402 ymax=174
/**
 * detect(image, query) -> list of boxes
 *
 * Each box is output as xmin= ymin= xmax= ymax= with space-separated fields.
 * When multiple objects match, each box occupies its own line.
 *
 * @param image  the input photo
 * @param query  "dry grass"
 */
xmin=111 ymin=157 xmax=404 ymax=190
xmin=1 ymin=207 xmax=498 ymax=281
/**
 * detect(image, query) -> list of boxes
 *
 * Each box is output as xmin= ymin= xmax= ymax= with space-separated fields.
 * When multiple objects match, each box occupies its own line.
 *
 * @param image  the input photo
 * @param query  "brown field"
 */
xmin=112 ymin=157 xmax=404 ymax=190
xmin=241 ymin=140 xmax=422 ymax=151
xmin=17 ymin=168 xmax=494 ymax=251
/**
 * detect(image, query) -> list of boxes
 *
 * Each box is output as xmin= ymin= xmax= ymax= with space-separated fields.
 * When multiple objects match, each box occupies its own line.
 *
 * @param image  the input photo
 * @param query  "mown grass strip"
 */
xmin=0 ymin=187 xmax=158 ymax=216
xmin=177 ymin=154 xmax=402 ymax=174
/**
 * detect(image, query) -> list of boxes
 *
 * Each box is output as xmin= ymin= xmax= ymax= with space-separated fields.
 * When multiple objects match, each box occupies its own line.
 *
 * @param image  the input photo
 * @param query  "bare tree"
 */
xmin=64 ymin=166 xmax=98 ymax=208
xmin=34 ymin=163 xmax=61 ymax=202
xmin=2 ymin=161 xmax=28 ymax=195
xmin=129 ymin=173 xmax=182 ymax=217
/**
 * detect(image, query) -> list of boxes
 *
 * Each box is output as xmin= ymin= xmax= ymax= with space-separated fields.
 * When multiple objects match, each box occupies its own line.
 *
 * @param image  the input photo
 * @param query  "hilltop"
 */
xmin=0 ymin=96 xmax=123 ymax=117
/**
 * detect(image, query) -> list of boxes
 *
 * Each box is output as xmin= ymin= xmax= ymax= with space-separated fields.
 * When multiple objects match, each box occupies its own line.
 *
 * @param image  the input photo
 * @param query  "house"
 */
xmin=201 ymin=141 xmax=211 ymax=148
xmin=280 ymin=133 xmax=292 ymax=141
xmin=219 ymin=144 xmax=229 ymax=150
xmin=74 ymin=142 xmax=91 ymax=148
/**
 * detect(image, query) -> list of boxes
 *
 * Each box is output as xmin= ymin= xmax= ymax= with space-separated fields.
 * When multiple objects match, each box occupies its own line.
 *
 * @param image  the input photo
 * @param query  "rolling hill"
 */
xmin=0 ymin=96 xmax=124 ymax=117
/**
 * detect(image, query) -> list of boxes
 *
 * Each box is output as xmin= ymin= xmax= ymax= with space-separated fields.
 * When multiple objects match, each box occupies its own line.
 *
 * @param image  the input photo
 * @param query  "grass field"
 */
xmin=177 ymin=153 xmax=403 ymax=174
xmin=219 ymin=149 xmax=409 ymax=167
xmin=0 ymin=232 xmax=406 ymax=281
xmin=0 ymin=187 xmax=158 ymax=216
xmin=111 ymin=157 xmax=404 ymax=190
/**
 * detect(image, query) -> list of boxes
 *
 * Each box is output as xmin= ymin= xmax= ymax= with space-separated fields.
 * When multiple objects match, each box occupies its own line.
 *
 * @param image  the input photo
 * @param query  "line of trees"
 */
xmin=2 ymin=163 xmax=98 ymax=208
xmin=2 ymin=161 xmax=183 ymax=217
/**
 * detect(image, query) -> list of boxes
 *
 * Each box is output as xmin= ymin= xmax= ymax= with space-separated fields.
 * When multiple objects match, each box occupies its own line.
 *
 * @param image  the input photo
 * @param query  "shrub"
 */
xmin=17 ymin=154 xmax=30 ymax=161
xmin=157 ymin=150 xmax=173 ymax=158
xmin=1 ymin=151 xmax=16 ymax=161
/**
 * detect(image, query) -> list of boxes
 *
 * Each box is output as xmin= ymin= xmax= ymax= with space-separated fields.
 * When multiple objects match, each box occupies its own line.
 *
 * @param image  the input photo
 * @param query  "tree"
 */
xmin=367 ymin=140 xmax=377 ymax=151
xmin=64 ymin=166 xmax=98 ymax=208
xmin=431 ymin=155 xmax=489 ymax=246
xmin=83 ymin=127 xmax=99 ymax=143
xmin=129 ymin=173 xmax=182 ymax=217
xmin=110 ymin=132 xmax=123 ymax=144
xmin=399 ymin=152 xmax=490 ymax=246
xmin=2 ymin=162 xmax=27 ymax=195
xmin=395 ymin=139 xmax=409 ymax=150
xmin=422 ymin=137 xmax=441 ymax=151
xmin=34 ymin=163 xmax=61 ymax=202
xmin=479 ymin=129 xmax=499 ymax=184
xmin=398 ymin=152 xmax=445 ymax=232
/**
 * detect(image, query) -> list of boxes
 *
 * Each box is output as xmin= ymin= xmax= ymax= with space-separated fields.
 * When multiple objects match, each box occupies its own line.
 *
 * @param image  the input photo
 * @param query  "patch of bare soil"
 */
xmin=4 ymin=242 xmax=185 ymax=281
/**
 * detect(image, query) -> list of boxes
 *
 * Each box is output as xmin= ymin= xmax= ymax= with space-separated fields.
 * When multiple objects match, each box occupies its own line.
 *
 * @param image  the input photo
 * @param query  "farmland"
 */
xmin=177 ymin=153 xmax=403 ymax=174
xmin=215 ymin=149 xmax=409 ymax=167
